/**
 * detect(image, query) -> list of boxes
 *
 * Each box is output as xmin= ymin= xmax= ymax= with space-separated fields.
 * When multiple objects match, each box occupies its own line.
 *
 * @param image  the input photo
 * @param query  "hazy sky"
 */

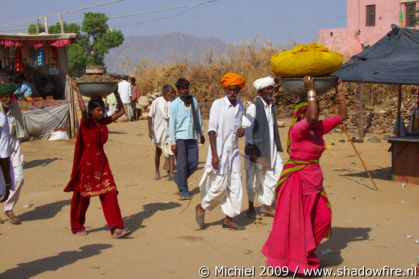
xmin=0 ymin=0 xmax=347 ymax=46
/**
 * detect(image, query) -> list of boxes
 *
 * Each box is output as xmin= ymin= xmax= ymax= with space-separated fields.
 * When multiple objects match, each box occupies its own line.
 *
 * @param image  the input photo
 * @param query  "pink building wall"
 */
xmin=318 ymin=0 xmax=418 ymax=60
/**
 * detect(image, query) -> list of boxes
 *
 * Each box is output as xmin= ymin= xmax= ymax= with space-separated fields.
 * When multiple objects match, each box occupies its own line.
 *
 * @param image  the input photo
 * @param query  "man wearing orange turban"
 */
xmin=220 ymin=72 xmax=246 ymax=89
xmin=195 ymin=72 xmax=247 ymax=230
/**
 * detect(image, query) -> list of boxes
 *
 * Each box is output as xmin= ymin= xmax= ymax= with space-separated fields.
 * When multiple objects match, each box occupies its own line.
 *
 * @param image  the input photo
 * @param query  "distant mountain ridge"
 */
xmin=104 ymin=32 xmax=227 ymax=73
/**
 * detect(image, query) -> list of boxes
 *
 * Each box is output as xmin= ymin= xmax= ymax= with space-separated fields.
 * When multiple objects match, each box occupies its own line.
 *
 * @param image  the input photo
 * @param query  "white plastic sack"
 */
xmin=49 ymin=130 xmax=70 ymax=141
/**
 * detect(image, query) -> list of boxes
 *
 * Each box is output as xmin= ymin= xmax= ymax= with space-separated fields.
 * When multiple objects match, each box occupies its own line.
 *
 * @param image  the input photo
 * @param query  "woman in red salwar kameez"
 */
xmin=64 ymin=81 xmax=130 ymax=239
xmin=262 ymin=77 xmax=347 ymax=274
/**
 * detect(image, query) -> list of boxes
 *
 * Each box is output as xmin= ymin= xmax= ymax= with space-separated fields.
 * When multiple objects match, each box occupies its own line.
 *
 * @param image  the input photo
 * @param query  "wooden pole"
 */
xmin=58 ymin=14 xmax=64 ymax=33
xmin=44 ymin=16 xmax=49 ymax=34
xmin=35 ymin=18 xmax=40 ymax=34
xmin=358 ymin=83 xmax=364 ymax=138
xmin=68 ymin=75 xmax=75 ymax=139
xmin=73 ymin=82 xmax=79 ymax=136
xmin=396 ymin=85 xmax=402 ymax=136
xmin=327 ymin=95 xmax=378 ymax=191
xmin=369 ymin=83 xmax=373 ymax=106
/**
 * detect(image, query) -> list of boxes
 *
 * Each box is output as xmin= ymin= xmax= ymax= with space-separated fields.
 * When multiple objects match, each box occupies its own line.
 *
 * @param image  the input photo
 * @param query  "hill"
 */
xmin=104 ymin=32 xmax=227 ymax=73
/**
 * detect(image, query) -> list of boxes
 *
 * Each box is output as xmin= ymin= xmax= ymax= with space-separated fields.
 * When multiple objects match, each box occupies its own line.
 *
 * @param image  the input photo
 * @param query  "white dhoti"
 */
xmin=245 ymin=159 xmax=283 ymax=206
xmin=4 ymin=139 xmax=24 ymax=212
xmin=199 ymin=171 xmax=243 ymax=218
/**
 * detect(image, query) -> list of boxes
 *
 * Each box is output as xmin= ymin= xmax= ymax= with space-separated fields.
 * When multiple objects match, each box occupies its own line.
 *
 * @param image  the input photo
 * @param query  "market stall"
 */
xmin=0 ymin=33 xmax=77 ymax=138
xmin=334 ymin=25 xmax=419 ymax=184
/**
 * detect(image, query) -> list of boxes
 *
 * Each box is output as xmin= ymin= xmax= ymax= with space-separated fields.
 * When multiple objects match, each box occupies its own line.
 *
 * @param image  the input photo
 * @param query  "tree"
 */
xmin=81 ymin=12 xmax=124 ymax=67
xmin=27 ymin=12 xmax=124 ymax=75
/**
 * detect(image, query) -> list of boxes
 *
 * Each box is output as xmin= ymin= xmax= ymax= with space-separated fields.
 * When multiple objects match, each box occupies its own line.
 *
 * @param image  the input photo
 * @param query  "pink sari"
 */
xmin=262 ymin=103 xmax=342 ymax=274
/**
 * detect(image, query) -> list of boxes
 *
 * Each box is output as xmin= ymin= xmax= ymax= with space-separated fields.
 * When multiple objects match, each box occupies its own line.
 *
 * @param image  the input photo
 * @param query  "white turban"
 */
xmin=253 ymin=76 xmax=275 ymax=91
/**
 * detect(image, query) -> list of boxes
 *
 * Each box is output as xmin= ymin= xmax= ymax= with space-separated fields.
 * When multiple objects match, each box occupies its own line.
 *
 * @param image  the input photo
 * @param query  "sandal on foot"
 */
xmin=154 ymin=175 xmax=161 ymax=180
xmin=260 ymin=206 xmax=275 ymax=217
xmin=75 ymin=230 xmax=88 ymax=236
xmin=112 ymin=228 xmax=131 ymax=239
xmin=195 ymin=204 xmax=205 ymax=229
xmin=5 ymin=211 xmax=21 ymax=224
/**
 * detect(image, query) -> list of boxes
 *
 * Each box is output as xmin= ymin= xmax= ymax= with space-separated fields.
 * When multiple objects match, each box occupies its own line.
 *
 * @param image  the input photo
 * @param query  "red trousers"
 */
xmin=70 ymin=187 xmax=124 ymax=234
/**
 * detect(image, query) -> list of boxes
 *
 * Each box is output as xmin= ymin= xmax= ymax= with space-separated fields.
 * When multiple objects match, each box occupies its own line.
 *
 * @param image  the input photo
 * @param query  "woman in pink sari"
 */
xmin=262 ymin=76 xmax=347 ymax=274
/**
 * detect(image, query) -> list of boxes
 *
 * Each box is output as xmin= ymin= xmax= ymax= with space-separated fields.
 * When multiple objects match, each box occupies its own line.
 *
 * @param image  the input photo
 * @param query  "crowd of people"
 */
xmin=64 ymin=71 xmax=347 ymax=274
xmin=0 ymin=71 xmax=350 ymax=273
xmin=148 ymin=73 xmax=347 ymax=273
xmin=106 ymin=75 xmax=140 ymax=122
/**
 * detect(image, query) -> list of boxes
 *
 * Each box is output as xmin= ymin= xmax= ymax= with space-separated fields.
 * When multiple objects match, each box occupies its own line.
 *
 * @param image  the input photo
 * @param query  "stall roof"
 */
xmin=333 ymin=25 xmax=419 ymax=85
xmin=0 ymin=33 xmax=77 ymax=48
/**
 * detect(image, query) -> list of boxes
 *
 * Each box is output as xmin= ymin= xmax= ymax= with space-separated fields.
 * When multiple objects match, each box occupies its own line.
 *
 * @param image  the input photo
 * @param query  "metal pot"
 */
xmin=280 ymin=76 xmax=337 ymax=96
xmin=76 ymin=82 xmax=117 ymax=98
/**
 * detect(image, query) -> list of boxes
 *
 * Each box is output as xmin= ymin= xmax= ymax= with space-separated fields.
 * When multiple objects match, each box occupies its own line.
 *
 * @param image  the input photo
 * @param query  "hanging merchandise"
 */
xmin=49 ymin=47 xmax=58 ymax=74
xmin=36 ymin=47 xmax=45 ymax=67
xmin=22 ymin=44 xmax=31 ymax=69
xmin=30 ymin=47 xmax=37 ymax=68
xmin=44 ymin=45 xmax=51 ymax=65
xmin=9 ymin=46 xmax=15 ymax=68
xmin=14 ymin=48 xmax=24 ymax=72
xmin=5 ymin=47 xmax=9 ymax=67
xmin=52 ymin=47 xmax=58 ymax=68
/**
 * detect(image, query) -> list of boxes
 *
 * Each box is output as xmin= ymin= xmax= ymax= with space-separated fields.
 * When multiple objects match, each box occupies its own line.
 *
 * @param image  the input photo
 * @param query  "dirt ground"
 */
xmin=1 ymin=119 xmax=418 ymax=279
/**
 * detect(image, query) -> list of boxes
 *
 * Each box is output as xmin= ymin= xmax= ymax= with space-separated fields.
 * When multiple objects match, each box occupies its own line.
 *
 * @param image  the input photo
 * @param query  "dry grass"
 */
xmin=127 ymin=38 xmax=285 ymax=103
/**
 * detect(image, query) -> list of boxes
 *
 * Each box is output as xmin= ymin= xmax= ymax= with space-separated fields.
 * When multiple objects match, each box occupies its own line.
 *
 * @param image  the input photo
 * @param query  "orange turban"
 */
xmin=220 ymin=72 xmax=246 ymax=89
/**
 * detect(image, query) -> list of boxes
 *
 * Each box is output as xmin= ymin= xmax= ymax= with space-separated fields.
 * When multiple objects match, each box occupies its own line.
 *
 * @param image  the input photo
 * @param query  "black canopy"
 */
xmin=333 ymin=25 xmax=419 ymax=85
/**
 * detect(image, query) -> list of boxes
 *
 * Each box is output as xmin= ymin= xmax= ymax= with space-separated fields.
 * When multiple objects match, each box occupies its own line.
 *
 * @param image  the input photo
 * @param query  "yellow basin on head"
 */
xmin=271 ymin=42 xmax=343 ymax=77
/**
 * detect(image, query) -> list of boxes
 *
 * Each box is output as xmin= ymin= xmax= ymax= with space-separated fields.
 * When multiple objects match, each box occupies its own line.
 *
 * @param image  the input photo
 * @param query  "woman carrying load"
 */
xmin=64 ymin=81 xmax=131 ymax=239
xmin=262 ymin=76 xmax=347 ymax=274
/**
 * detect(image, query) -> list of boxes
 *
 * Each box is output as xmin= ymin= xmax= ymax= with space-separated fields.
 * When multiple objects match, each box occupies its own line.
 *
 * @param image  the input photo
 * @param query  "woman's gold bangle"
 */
xmin=308 ymin=97 xmax=317 ymax=102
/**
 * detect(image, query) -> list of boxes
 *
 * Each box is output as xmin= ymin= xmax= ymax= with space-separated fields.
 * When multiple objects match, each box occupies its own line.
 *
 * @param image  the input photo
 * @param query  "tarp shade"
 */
xmin=0 ymin=38 xmax=75 ymax=48
xmin=22 ymin=103 xmax=70 ymax=139
xmin=0 ymin=33 xmax=77 ymax=48
xmin=333 ymin=25 xmax=419 ymax=85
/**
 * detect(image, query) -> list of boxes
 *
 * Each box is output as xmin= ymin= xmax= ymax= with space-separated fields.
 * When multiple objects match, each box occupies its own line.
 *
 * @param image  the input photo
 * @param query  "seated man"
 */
xmin=13 ymin=74 xmax=32 ymax=100
xmin=38 ymin=77 xmax=55 ymax=99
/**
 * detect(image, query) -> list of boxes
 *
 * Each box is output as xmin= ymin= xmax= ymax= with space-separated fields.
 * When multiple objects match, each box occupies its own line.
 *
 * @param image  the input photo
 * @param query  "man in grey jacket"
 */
xmin=244 ymin=76 xmax=283 ymax=219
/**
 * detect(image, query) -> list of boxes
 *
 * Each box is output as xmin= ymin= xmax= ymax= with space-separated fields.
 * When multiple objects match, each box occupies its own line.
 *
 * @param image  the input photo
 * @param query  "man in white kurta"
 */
xmin=195 ymin=72 xmax=246 ymax=230
xmin=148 ymin=85 xmax=176 ymax=180
xmin=0 ymin=82 xmax=25 ymax=224
xmin=118 ymin=76 xmax=132 ymax=121
xmin=0 ymin=110 xmax=11 ymax=205
xmin=245 ymin=76 xmax=283 ymax=219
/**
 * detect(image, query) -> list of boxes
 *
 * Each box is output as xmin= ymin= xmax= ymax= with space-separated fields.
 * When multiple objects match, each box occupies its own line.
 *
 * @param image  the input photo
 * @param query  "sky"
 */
xmin=0 ymin=0 xmax=347 ymax=46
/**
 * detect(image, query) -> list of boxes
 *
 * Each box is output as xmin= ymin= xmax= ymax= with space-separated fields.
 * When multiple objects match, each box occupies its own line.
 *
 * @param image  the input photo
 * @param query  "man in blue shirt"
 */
xmin=169 ymin=78 xmax=205 ymax=199
xmin=14 ymin=74 xmax=32 ymax=100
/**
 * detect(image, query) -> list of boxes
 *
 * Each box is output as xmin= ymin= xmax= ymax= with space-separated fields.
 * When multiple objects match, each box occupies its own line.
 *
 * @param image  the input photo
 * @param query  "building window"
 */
xmin=366 ymin=5 xmax=376 ymax=26
xmin=406 ymin=2 xmax=416 ymax=27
